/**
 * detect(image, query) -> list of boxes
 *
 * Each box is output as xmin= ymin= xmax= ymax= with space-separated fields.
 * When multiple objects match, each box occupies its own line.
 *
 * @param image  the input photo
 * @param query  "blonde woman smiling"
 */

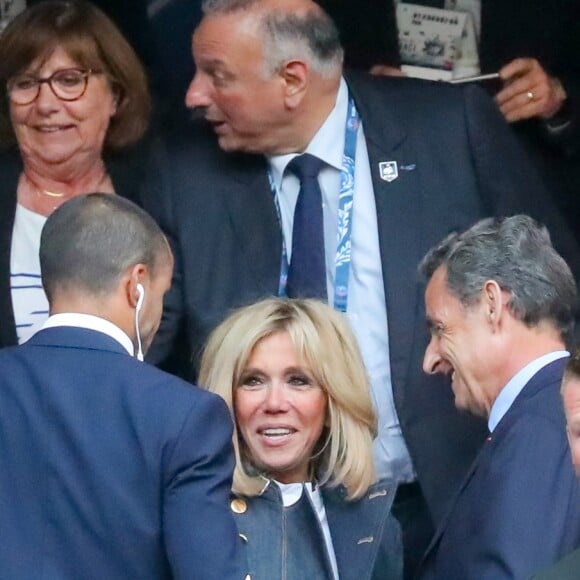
xmin=200 ymin=298 xmax=402 ymax=580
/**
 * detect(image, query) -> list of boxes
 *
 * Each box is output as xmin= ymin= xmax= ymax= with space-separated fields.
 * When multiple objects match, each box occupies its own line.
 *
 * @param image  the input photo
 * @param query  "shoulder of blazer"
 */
xmin=343 ymin=70 xmax=473 ymax=155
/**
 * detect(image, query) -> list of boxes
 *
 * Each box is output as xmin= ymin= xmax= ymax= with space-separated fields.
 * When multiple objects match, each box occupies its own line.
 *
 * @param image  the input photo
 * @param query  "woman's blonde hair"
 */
xmin=199 ymin=298 xmax=377 ymax=500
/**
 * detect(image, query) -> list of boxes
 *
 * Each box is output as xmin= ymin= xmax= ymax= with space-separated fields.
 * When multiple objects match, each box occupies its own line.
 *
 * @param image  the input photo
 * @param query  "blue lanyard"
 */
xmin=269 ymin=96 xmax=360 ymax=313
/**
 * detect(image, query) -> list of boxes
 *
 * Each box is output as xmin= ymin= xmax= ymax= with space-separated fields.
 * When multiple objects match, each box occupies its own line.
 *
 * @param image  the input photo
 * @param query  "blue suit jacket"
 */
xmin=418 ymin=358 xmax=580 ymax=579
xmin=0 ymin=326 xmax=245 ymax=579
xmin=142 ymin=72 xmax=580 ymax=524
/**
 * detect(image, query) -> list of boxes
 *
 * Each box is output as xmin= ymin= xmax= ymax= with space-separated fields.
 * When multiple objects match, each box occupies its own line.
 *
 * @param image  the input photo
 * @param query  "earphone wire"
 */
xmin=135 ymin=306 xmax=144 ymax=362
xmin=135 ymin=285 xmax=144 ymax=362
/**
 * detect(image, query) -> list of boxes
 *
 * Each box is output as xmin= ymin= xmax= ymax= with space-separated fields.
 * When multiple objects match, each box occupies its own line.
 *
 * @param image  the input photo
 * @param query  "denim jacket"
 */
xmin=231 ymin=478 xmax=403 ymax=580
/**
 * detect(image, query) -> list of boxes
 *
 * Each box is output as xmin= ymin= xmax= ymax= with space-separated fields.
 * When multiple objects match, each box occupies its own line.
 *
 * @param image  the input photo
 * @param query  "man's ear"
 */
xmin=125 ymin=263 xmax=147 ymax=309
xmin=280 ymin=59 xmax=309 ymax=109
xmin=482 ymin=279 xmax=507 ymax=328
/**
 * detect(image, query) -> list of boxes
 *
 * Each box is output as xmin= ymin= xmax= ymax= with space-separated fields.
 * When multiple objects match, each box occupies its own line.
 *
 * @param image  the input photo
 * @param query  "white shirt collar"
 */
xmin=488 ymin=350 xmax=569 ymax=432
xmin=267 ymin=77 xmax=348 ymax=189
xmin=40 ymin=313 xmax=135 ymax=356
xmin=274 ymin=480 xmax=314 ymax=507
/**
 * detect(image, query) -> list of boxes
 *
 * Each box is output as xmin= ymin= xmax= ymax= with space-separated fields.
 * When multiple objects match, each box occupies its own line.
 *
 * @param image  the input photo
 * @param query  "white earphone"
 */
xmin=135 ymin=283 xmax=145 ymax=361
xmin=136 ymin=283 xmax=145 ymax=312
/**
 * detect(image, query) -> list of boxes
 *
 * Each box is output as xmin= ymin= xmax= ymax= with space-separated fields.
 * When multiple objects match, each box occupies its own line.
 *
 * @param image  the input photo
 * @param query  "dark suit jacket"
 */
xmin=142 ymin=72 xmax=580 ymax=524
xmin=0 ymin=146 xmax=146 ymax=349
xmin=418 ymin=358 xmax=580 ymax=579
xmin=531 ymin=546 xmax=580 ymax=580
xmin=0 ymin=326 xmax=245 ymax=579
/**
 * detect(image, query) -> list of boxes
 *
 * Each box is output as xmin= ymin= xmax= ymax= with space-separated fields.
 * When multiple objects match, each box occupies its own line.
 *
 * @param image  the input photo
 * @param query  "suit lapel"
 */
xmin=419 ymin=436 xmax=493 ymax=569
xmin=219 ymin=152 xmax=282 ymax=295
xmin=346 ymin=73 xmax=426 ymax=402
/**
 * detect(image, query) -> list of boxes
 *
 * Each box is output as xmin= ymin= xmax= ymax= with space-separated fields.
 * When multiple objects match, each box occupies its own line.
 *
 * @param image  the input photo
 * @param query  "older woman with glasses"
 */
xmin=0 ymin=0 xmax=150 ymax=347
xmin=200 ymin=297 xmax=403 ymax=580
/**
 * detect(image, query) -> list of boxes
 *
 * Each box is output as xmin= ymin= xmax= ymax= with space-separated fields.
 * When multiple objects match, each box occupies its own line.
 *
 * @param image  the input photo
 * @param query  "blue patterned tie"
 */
xmin=286 ymin=154 xmax=327 ymax=300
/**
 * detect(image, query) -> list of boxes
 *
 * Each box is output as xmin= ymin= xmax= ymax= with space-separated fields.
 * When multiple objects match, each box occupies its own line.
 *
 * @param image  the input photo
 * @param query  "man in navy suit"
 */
xmin=0 ymin=194 xmax=246 ymax=579
xmin=141 ymin=0 xmax=580 ymax=575
xmin=417 ymin=215 xmax=580 ymax=579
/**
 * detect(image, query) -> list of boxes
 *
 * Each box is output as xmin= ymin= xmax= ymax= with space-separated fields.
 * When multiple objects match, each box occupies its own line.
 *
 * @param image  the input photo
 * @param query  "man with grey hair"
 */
xmin=0 ymin=194 xmax=246 ymax=579
xmin=141 ymin=0 xmax=580 ymax=575
xmin=417 ymin=215 xmax=580 ymax=579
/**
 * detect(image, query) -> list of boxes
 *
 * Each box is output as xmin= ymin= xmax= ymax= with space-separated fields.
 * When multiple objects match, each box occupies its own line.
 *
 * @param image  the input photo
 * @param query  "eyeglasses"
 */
xmin=7 ymin=68 xmax=101 ymax=105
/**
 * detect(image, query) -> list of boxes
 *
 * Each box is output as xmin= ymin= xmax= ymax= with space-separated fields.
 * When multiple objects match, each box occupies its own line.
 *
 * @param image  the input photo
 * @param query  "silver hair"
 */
xmin=201 ymin=0 xmax=344 ymax=78
xmin=419 ymin=215 xmax=577 ymax=344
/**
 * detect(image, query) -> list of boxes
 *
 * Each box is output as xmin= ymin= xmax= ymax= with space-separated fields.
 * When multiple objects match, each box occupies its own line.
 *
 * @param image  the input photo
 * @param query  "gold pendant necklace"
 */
xmin=22 ymin=165 xmax=111 ymax=213
xmin=24 ymin=173 xmax=68 ymax=200
xmin=38 ymin=189 xmax=66 ymax=198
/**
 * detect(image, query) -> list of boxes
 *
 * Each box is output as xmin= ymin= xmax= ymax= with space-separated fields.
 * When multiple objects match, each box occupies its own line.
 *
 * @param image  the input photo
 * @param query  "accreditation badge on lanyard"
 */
xmin=268 ymin=96 xmax=360 ymax=313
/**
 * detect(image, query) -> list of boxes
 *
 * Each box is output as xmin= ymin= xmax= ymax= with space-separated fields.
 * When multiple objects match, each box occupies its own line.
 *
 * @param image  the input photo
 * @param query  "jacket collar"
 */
xmin=27 ymin=325 xmax=130 ymax=357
